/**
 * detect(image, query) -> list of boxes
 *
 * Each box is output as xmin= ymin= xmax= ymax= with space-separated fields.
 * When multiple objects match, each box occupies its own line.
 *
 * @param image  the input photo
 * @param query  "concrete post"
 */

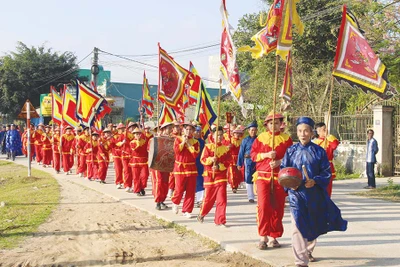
xmin=372 ymin=105 xmax=394 ymax=176
xmin=324 ymin=111 xmax=334 ymax=135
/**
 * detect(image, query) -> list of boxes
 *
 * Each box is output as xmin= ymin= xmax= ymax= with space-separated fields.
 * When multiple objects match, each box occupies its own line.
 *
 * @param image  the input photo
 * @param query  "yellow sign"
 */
xmin=40 ymin=93 xmax=52 ymax=117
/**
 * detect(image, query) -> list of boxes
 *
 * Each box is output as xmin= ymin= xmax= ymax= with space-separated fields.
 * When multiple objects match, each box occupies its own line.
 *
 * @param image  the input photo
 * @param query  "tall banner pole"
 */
xmin=157 ymin=42 xmax=161 ymax=129
xmin=27 ymin=101 xmax=31 ymax=177
xmin=213 ymin=79 xmax=223 ymax=179
xmin=324 ymin=75 xmax=335 ymax=149
xmin=270 ymin=55 xmax=280 ymax=207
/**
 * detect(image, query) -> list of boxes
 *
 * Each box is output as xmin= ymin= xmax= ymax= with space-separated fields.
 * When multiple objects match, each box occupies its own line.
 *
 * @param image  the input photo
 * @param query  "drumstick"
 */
xmin=302 ymin=165 xmax=310 ymax=181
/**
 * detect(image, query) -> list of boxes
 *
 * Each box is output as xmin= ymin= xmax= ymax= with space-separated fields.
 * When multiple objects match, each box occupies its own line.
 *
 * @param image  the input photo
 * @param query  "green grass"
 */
xmin=356 ymin=184 xmax=400 ymax=202
xmin=0 ymin=160 xmax=60 ymax=249
xmin=334 ymin=161 xmax=361 ymax=180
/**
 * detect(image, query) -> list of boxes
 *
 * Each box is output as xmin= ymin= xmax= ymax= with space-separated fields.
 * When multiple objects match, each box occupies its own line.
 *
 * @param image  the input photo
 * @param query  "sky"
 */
xmin=0 ymin=0 xmax=266 ymax=87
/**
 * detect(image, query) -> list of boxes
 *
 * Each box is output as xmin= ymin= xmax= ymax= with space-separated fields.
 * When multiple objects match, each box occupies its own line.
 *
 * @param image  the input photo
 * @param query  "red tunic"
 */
xmin=250 ymin=131 xmax=293 ymax=239
xmin=172 ymin=136 xmax=200 ymax=178
xmin=201 ymin=143 xmax=231 ymax=185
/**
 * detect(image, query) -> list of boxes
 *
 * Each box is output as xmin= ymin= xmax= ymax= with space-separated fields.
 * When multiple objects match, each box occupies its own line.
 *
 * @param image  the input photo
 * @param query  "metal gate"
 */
xmin=393 ymin=110 xmax=400 ymax=175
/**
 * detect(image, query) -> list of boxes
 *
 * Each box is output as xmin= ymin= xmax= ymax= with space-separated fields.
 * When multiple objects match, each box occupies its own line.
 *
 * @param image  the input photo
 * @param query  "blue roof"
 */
xmin=107 ymin=82 xmax=225 ymax=120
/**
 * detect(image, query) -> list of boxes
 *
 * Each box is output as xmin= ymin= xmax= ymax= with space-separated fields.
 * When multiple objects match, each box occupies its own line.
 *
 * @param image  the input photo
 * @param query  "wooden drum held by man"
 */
xmin=148 ymin=136 xmax=175 ymax=172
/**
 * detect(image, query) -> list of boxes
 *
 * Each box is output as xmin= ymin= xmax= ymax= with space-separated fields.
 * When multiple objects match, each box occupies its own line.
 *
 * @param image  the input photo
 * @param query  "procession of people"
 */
xmin=1 ymin=111 xmax=349 ymax=267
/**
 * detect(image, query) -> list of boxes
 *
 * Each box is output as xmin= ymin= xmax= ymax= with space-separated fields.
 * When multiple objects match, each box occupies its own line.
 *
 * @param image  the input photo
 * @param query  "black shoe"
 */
xmin=249 ymin=199 xmax=255 ymax=203
xmin=141 ymin=189 xmax=146 ymax=196
xmin=156 ymin=203 xmax=161 ymax=210
xmin=99 ymin=180 xmax=106 ymax=184
xmin=232 ymin=188 xmax=237 ymax=193
xmin=160 ymin=202 xmax=169 ymax=209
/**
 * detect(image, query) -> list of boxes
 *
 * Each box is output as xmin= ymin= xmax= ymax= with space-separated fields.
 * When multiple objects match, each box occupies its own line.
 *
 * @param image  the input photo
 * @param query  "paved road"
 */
xmin=5 ymin=156 xmax=400 ymax=267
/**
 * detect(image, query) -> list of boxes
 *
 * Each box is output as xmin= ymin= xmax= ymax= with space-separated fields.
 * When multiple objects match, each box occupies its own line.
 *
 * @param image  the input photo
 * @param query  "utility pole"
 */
xmin=91 ymin=47 xmax=99 ymax=90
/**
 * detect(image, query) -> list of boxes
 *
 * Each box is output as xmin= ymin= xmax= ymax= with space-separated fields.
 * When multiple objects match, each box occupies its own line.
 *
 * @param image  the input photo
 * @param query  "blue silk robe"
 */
xmin=237 ymin=135 xmax=257 ymax=184
xmin=5 ymin=130 xmax=22 ymax=153
xmin=195 ymin=137 xmax=205 ymax=192
xmin=281 ymin=141 xmax=347 ymax=241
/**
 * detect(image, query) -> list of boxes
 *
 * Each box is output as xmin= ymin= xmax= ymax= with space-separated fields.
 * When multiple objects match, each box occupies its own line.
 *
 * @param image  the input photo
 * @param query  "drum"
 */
xmin=148 ymin=136 xmax=175 ymax=172
xmin=278 ymin=167 xmax=302 ymax=188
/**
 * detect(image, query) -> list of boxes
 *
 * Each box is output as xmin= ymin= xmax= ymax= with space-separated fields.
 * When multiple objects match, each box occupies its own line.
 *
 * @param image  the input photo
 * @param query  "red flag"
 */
xmin=76 ymin=80 xmax=105 ymax=126
xmin=159 ymin=45 xmax=190 ymax=116
xmin=332 ymin=5 xmax=397 ymax=99
xmin=62 ymin=90 xmax=79 ymax=128
xmin=220 ymin=0 xmax=246 ymax=117
xmin=51 ymin=86 xmax=63 ymax=125
xmin=141 ymin=71 xmax=154 ymax=117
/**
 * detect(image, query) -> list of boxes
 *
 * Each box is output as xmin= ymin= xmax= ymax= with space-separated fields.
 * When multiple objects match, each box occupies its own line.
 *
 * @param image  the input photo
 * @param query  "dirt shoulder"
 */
xmin=0 ymin=174 xmax=266 ymax=267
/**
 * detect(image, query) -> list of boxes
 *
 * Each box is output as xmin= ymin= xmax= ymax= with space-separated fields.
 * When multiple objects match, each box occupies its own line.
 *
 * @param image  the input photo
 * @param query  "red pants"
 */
xmin=53 ymin=152 xmax=61 ymax=172
xmin=78 ymin=154 xmax=87 ymax=177
xmin=151 ymin=170 xmax=169 ymax=203
xmin=87 ymin=161 xmax=98 ymax=179
xmin=200 ymin=182 xmax=227 ymax=225
xmin=42 ymin=149 xmax=52 ymax=166
xmin=98 ymin=161 xmax=109 ymax=181
xmin=62 ymin=154 xmax=74 ymax=173
xmin=171 ymin=175 xmax=196 ymax=213
xmin=168 ymin=173 xmax=175 ymax=190
xmin=327 ymin=174 xmax=335 ymax=197
xmin=35 ymin=145 xmax=43 ymax=163
xmin=113 ymin=157 xmax=123 ymax=185
xmin=256 ymin=179 xmax=286 ymax=238
xmin=131 ymin=166 xmax=149 ymax=193
xmin=122 ymin=158 xmax=132 ymax=188
xmin=228 ymin=165 xmax=243 ymax=189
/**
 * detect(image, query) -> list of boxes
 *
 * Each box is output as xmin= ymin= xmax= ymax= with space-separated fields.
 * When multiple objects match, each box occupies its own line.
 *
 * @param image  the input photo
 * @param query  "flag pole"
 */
xmin=213 ymin=79 xmax=223 ymax=180
xmin=27 ymin=100 xmax=31 ymax=177
xmin=324 ymin=75 xmax=335 ymax=149
xmin=270 ymin=55 xmax=280 ymax=207
xmin=157 ymin=42 xmax=161 ymax=129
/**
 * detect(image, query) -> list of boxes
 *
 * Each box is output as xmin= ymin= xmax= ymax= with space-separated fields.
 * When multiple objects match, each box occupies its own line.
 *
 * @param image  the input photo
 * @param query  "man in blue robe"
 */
xmin=0 ymin=125 xmax=6 ymax=154
xmin=5 ymin=124 xmax=22 ymax=161
xmin=237 ymin=121 xmax=258 ymax=203
xmin=281 ymin=117 xmax=347 ymax=267
xmin=194 ymin=125 xmax=205 ymax=207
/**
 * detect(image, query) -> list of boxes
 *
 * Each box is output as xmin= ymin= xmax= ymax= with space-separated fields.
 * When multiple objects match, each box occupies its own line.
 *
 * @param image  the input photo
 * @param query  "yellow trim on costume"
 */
xmin=203 ymin=179 xmax=228 ymax=186
xmin=257 ymin=132 xmax=290 ymax=148
xmin=252 ymin=171 xmax=278 ymax=182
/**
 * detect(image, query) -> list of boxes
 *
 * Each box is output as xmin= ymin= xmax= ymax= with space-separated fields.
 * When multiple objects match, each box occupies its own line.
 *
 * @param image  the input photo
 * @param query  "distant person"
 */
xmin=5 ymin=124 xmax=22 ymax=161
xmin=0 ymin=125 xmax=7 ymax=154
xmin=365 ymin=129 xmax=378 ymax=189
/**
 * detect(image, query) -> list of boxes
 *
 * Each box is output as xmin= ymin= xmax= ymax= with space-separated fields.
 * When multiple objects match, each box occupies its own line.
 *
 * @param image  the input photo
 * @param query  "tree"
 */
xmin=0 ymin=42 xmax=78 ymax=119
xmin=233 ymin=0 xmax=399 ymax=120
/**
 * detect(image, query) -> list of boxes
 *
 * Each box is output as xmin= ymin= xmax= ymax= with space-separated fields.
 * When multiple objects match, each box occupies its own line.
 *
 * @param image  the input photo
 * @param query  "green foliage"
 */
xmin=231 ymin=0 xmax=400 ymax=118
xmin=0 ymin=42 xmax=77 ymax=119
xmin=0 ymin=162 xmax=60 ymax=249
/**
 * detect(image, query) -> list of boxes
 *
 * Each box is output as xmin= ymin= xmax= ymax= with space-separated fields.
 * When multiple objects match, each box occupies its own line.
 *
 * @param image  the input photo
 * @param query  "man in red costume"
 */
xmin=117 ymin=122 xmax=137 ymax=192
xmin=84 ymin=132 xmax=100 ymax=181
xmin=129 ymin=127 xmax=149 ymax=196
xmin=151 ymin=122 xmax=173 ymax=210
xmin=98 ymin=129 xmax=113 ymax=184
xmin=61 ymin=126 xmax=75 ymax=174
xmin=168 ymin=121 xmax=182 ymax=198
xmin=197 ymin=126 xmax=231 ymax=226
xmin=52 ymin=127 xmax=61 ymax=173
xmin=76 ymin=127 xmax=91 ymax=178
xmin=41 ymin=125 xmax=53 ymax=167
xmin=111 ymin=123 xmax=125 ymax=189
xmin=223 ymin=126 xmax=244 ymax=193
xmin=32 ymin=123 xmax=44 ymax=164
xmin=251 ymin=112 xmax=293 ymax=250
xmin=313 ymin=122 xmax=340 ymax=197
xmin=171 ymin=123 xmax=200 ymax=218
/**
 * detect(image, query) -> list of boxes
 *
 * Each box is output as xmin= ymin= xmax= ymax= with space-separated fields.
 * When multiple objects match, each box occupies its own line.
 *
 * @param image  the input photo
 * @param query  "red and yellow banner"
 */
xmin=333 ymin=5 xmax=397 ymax=99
